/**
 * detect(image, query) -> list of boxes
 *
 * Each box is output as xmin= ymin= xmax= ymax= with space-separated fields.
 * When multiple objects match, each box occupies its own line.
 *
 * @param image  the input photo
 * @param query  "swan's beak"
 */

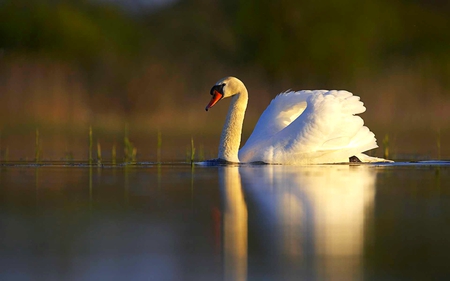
xmin=205 ymin=90 xmax=223 ymax=111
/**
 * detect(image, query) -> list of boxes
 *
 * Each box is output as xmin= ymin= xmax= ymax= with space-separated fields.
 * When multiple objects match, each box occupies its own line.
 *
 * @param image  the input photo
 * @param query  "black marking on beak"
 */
xmin=210 ymin=83 xmax=226 ymax=96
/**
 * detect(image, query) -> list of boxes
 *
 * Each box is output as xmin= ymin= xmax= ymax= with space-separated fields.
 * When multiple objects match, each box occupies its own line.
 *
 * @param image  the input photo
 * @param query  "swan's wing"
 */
xmin=240 ymin=90 xmax=378 ymax=164
xmin=242 ymin=90 xmax=327 ymax=150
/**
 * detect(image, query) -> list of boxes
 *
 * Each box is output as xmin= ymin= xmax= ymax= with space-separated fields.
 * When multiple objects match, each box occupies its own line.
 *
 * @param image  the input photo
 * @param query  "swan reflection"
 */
xmin=219 ymin=165 xmax=376 ymax=280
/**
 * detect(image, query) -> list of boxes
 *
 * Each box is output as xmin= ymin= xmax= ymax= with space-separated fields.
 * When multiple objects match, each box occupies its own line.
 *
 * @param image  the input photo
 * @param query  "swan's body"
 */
xmin=205 ymin=76 xmax=389 ymax=164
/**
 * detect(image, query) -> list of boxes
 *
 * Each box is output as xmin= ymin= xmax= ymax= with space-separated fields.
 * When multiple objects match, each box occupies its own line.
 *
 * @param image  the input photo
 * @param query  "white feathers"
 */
xmin=209 ymin=77 xmax=389 ymax=164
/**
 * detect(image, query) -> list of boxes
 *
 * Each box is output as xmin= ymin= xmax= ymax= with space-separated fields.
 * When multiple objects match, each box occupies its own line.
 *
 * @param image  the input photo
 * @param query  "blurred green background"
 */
xmin=0 ymin=0 xmax=449 ymax=161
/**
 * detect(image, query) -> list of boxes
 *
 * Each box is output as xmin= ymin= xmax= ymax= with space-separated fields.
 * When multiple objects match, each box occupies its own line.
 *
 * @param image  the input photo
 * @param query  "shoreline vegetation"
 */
xmin=0 ymin=0 xmax=449 ymax=160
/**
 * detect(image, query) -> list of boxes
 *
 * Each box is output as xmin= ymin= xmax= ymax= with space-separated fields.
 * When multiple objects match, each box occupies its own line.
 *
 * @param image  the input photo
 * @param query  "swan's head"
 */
xmin=205 ymin=76 xmax=245 ymax=111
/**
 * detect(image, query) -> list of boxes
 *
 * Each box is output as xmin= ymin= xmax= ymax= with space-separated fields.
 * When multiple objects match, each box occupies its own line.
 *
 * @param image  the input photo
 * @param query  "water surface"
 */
xmin=1 ymin=162 xmax=449 ymax=280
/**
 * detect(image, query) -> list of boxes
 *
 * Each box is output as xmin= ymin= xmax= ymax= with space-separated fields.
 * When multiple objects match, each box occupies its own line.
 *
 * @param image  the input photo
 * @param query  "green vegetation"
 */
xmin=89 ymin=126 xmax=93 ymax=165
xmin=112 ymin=144 xmax=117 ymax=165
xmin=189 ymin=137 xmax=196 ymax=164
xmin=97 ymin=141 xmax=102 ymax=165
xmin=383 ymin=134 xmax=390 ymax=160
xmin=124 ymin=125 xmax=136 ymax=163
xmin=0 ymin=0 xmax=449 ymax=160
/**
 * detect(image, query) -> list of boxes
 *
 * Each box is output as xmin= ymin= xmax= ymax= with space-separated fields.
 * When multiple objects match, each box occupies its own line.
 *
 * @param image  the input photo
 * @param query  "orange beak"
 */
xmin=205 ymin=90 xmax=223 ymax=111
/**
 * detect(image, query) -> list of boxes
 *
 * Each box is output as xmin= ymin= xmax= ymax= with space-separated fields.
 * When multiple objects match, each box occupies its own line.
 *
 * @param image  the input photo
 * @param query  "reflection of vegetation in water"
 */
xmin=89 ymin=165 xmax=93 ymax=209
xmin=35 ymin=167 xmax=39 ymax=208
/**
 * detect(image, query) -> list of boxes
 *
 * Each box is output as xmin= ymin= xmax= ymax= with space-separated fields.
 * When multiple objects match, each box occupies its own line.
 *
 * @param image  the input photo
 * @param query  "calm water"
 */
xmin=1 ymin=162 xmax=449 ymax=281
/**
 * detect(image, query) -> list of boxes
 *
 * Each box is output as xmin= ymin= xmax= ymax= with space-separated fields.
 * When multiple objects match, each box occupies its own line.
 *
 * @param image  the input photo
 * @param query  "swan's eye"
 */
xmin=210 ymin=83 xmax=226 ymax=96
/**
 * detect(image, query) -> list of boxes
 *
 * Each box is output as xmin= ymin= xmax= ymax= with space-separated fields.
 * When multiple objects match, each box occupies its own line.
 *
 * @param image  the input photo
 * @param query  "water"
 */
xmin=1 ymin=162 xmax=449 ymax=280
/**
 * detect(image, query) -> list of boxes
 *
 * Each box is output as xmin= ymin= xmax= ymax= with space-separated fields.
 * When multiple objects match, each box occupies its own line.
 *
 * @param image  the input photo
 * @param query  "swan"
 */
xmin=205 ymin=76 xmax=390 ymax=164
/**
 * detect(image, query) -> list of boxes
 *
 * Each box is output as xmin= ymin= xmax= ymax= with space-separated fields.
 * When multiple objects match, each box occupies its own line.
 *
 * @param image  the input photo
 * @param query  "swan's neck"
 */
xmin=218 ymin=90 xmax=248 ymax=162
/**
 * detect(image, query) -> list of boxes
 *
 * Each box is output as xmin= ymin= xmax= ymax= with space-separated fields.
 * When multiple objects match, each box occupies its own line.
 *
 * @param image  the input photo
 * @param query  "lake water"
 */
xmin=1 ymin=162 xmax=449 ymax=280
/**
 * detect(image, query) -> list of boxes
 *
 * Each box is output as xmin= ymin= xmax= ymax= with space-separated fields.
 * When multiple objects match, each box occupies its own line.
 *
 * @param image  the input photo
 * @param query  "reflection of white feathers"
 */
xmin=207 ymin=77 xmax=390 ymax=164
xmin=239 ymin=165 xmax=376 ymax=280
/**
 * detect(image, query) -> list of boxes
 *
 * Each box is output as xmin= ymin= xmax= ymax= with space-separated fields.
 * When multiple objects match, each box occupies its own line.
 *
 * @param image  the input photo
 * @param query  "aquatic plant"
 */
xmin=112 ymin=143 xmax=116 ymax=165
xmin=190 ymin=137 xmax=196 ymax=164
xmin=124 ymin=124 xmax=136 ymax=163
xmin=97 ymin=141 xmax=102 ymax=165
xmin=65 ymin=147 xmax=74 ymax=163
xmin=89 ymin=126 xmax=93 ymax=165
xmin=383 ymin=134 xmax=390 ymax=160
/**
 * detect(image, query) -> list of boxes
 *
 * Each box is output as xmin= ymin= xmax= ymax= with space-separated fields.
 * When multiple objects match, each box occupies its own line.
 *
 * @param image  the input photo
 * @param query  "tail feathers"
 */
xmin=355 ymin=153 xmax=393 ymax=163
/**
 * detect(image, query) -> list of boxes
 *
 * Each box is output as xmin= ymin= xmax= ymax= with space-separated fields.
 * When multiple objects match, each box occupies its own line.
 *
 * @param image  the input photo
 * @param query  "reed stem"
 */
xmin=97 ymin=141 xmax=102 ymax=165
xmin=190 ymin=137 xmax=196 ymax=164
xmin=383 ymin=134 xmax=390 ymax=159
xmin=112 ymin=144 xmax=116 ymax=165
xmin=89 ymin=126 xmax=93 ymax=165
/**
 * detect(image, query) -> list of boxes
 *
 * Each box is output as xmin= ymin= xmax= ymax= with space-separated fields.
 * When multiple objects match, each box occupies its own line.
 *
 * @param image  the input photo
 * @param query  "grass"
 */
xmin=97 ymin=141 xmax=102 ymax=165
xmin=112 ymin=143 xmax=116 ymax=165
xmin=89 ymin=126 xmax=93 ymax=165
xmin=190 ymin=137 xmax=196 ymax=164
xmin=5 ymin=125 xmax=446 ymax=164
xmin=383 ymin=134 xmax=390 ymax=160
xmin=124 ymin=124 xmax=136 ymax=164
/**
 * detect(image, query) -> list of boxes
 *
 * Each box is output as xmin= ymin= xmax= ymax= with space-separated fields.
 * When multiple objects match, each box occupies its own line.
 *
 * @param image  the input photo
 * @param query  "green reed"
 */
xmin=97 ymin=141 xmax=102 ymax=165
xmin=89 ymin=126 xmax=93 ymax=165
xmin=124 ymin=124 xmax=136 ymax=163
xmin=112 ymin=143 xmax=116 ymax=165
xmin=383 ymin=134 xmax=390 ymax=159
xmin=190 ymin=137 xmax=196 ymax=164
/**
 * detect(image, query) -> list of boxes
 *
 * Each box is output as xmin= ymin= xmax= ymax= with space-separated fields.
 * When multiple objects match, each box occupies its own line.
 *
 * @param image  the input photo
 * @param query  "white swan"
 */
xmin=205 ymin=76 xmax=389 ymax=164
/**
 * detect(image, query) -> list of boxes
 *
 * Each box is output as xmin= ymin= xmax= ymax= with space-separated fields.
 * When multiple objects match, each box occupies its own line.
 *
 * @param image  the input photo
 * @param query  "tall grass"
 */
xmin=97 ymin=141 xmax=102 ymax=165
xmin=89 ymin=126 xmax=93 ymax=165
xmin=112 ymin=143 xmax=116 ymax=165
xmin=383 ymin=134 xmax=390 ymax=160
xmin=190 ymin=137 xmax=196 ymax=164
xmin=124 ymin=124 xmax=136 ymax=163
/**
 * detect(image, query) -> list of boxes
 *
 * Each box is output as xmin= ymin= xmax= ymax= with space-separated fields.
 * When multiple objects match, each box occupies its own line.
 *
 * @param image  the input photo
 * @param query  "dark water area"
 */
xmin=1 ymin=162 xmax=449 ymax=280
